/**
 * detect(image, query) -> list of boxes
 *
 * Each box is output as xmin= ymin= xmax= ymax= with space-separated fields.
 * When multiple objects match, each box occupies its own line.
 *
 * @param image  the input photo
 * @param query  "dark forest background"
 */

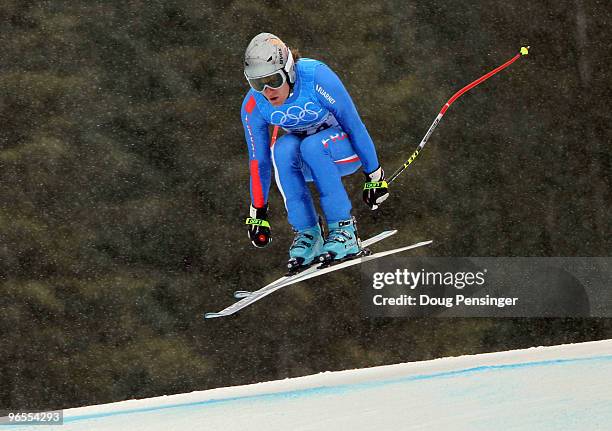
xmin=0 ymin=0 xmax=610 ymax=410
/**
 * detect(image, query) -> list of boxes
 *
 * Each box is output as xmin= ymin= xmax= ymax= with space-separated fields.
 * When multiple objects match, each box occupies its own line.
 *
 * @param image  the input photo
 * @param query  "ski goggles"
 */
xmin=245 ymin=70 xmax=286 ymax=93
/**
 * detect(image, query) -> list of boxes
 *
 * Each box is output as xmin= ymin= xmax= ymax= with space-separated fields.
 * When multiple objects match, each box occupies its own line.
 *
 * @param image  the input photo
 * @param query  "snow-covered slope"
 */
xmin=8 ymin=339 xmax=612 ymax=430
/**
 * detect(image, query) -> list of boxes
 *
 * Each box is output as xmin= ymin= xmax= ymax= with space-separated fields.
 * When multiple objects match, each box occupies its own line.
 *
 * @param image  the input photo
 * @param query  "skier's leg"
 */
xmin=299 ymin=127 xmax=362 ymax=260
xmin=272 ymin=134 xmax=323 ymax=269
xmin=272 ymin=133 xmax=318 ymax=231
xmin=299 ymin=128 xmax=361 ymax=224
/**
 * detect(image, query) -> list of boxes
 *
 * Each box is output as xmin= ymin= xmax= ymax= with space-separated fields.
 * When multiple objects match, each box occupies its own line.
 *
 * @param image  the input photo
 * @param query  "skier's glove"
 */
xmin=363 ymin=166 xmax=389 ymax=210
xmin=246 ymin=204 xmax=272 ymax=248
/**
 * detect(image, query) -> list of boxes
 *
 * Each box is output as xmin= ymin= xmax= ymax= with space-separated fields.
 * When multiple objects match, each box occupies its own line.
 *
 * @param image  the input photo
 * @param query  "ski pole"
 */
xmin=387 ymin=46 xmax=530 ymax=184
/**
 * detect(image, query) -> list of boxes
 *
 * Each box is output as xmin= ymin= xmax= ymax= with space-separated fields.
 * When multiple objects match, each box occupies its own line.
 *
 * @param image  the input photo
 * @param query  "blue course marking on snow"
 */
xmin=63 ymin=354 xmax=612 ymax=424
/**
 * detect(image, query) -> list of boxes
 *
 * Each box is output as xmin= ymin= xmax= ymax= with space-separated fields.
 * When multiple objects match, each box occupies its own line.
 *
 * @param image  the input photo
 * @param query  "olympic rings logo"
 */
xmin=270 ymin=102 xmax=323 ymax=127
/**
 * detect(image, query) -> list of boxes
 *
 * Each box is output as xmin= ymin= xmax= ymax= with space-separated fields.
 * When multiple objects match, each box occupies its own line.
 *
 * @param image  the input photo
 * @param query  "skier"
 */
xmin=241 ymin=33 xmax=389 ymax=272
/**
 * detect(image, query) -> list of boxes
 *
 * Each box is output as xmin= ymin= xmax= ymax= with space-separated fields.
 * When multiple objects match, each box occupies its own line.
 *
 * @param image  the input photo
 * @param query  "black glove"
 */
xmin=363 ymin=166 xmax=389 ymax=210
xmin=246 ymin=204 xmax=272 ymax=248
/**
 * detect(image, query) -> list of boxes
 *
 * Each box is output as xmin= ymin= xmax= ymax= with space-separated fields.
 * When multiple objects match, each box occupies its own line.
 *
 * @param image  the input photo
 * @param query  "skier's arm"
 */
xmin=241 ymin=93 xmax=273 ymax=247
xmin=314 ymin=64 xmax=389 ymax=210
xmin=313 ymin=63 xmax=380 ymax=174
xmin=241 ymin=93 xmax=272 ymax=209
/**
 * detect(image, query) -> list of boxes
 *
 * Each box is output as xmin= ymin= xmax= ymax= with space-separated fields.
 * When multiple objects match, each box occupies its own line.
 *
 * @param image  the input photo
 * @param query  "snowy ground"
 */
xmin=5 ymin=339 xmax=612 ymax=430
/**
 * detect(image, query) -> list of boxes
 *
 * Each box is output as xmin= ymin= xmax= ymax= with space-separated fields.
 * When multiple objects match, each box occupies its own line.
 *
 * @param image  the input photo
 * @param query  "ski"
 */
xmin=204 ymin=234 xmax=432 ymax=319
xmin=232 ymin=229 xmax=398 ymax=300
xmin=207 ymin=230 xmax=400 ymax=318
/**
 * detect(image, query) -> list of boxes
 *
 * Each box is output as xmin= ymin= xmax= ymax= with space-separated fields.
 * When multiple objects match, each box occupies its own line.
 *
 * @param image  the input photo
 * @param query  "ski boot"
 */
xmin=287 ymin=224 xmax=324 ymax=274
xmin=318 ymin=217 xmax=363 ymax=265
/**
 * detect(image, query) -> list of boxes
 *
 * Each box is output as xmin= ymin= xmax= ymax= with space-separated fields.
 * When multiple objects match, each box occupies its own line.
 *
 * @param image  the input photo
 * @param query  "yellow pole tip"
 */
xmin=520 ymin=46 xmax=530 ymax=55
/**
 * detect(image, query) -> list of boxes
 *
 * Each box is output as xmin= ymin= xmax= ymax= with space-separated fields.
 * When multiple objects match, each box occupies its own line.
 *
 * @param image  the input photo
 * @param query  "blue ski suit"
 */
xmin=241 ymin=59 xmax=380 ymax=231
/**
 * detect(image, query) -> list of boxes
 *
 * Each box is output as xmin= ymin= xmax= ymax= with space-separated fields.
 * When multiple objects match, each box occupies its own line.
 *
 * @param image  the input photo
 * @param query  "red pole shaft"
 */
xmin=440 ymin=52 xmax=522 ymax=115
xmin=270 ymin=126 xmax=279 ymax=147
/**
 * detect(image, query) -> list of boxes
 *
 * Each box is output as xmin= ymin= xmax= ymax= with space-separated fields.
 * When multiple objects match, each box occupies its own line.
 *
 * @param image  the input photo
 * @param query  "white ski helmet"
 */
xmin=244 ymin=33 xmax=296 ymax=86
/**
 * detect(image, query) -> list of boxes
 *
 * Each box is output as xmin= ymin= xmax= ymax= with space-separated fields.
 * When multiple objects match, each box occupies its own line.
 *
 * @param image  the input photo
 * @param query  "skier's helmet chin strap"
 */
xmin=285 ymin=48 xmax=296 ymax=86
